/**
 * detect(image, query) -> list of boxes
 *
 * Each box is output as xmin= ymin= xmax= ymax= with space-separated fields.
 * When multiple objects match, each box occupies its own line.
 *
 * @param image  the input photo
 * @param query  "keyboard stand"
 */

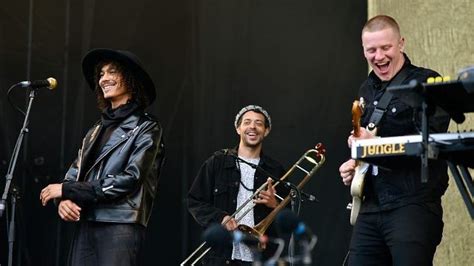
xmin=447 ymin=162 xmax=474 ymax=219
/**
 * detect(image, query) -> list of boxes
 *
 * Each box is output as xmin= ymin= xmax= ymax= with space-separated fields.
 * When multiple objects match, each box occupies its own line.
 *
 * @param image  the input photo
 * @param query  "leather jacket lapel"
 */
xmin=83 ymin=114 xmax=141 ymax=178
xmin=81 ymin=124 xmax=102 ymax=163
xmin=77 ymin=123 xmax=102 ymax=180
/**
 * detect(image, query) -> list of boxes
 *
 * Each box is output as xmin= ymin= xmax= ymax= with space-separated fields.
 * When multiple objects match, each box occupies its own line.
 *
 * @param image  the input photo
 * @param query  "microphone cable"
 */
xmin=7 ymin=83 xmax=27 ymax=117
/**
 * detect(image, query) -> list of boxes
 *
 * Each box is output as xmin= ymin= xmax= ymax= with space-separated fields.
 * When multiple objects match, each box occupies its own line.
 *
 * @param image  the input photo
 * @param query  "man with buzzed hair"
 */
xmin=339 ymin=15 xmax=450 ymax=265
xmin=187 ymin=105 xmax=286 ymax=265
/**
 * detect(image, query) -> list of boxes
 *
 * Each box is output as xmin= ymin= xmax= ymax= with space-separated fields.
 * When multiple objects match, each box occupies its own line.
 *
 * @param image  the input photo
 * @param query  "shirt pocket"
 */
xmin=382 ymin=98 xmax=416 ymax=136
xmin=213 ymin=183 xmax=230 ymax=210
xmin=386 ymin=98 xmax=411 ymax=117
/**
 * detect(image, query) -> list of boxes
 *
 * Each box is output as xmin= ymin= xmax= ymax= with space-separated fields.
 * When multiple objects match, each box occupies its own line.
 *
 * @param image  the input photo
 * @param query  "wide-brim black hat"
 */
xmin=82 ymin=48 xmax=156 ymax=105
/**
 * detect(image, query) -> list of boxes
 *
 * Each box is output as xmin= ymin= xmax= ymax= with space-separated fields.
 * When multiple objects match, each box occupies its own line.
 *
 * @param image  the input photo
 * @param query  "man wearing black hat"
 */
xmin=40 ymin=49 xmax=165 ymax=266
xmin=187 ymin=105 xmax=285 ymax=265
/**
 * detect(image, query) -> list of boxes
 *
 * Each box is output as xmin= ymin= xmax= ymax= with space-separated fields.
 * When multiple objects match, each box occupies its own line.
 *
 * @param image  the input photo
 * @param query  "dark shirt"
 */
xmin=358 ymin=55 xmax=450 ymax=215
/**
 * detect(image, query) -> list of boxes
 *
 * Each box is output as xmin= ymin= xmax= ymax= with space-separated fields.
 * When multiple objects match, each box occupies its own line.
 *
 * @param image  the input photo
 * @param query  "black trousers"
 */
xmin=348 ymin=203 xmax=443 ymax=266
xmin=68 ymin=221 xmax=146 ymax=266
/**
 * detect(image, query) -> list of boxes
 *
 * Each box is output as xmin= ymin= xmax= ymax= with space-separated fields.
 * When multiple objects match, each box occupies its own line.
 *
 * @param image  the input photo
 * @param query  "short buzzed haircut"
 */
xmin=362 ymin=15 xmax=401 ymax=37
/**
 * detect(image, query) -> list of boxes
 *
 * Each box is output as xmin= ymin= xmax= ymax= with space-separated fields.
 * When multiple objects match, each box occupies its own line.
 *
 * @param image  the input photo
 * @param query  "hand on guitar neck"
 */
xmin=348 ymin=127 xmax=377 ymax=148
xmin=348 ymin=98 xmax=376 ymax=147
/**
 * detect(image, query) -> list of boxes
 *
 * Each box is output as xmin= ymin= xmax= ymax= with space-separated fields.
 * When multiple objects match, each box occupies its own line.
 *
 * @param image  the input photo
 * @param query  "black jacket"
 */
xmin=359 ymin=55 xmax=450 ymax=215
xmin=62 ymin=112 xmax=165 ymax=226
xmin=187 ymin=148 xmax=286 ymax=261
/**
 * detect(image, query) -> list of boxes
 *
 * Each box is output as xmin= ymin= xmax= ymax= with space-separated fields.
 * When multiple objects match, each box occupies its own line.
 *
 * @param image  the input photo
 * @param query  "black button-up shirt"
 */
xmin=358 ymin=56 xmax=450 ymax=215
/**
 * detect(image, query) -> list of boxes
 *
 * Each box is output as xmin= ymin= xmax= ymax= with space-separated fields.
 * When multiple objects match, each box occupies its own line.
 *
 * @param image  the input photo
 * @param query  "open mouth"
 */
xmin=375 ymin=62 xmax=390 ymax=74
xmin=245 ymin=131 xmax=258 ymax=139
xmin=102 ymin=84 xmax=115 ymax=93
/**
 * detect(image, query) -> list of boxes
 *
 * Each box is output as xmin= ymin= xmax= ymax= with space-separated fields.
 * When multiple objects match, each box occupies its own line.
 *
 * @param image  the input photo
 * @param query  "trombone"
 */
xmin=181 ymin=144 xmax=326 ymax=266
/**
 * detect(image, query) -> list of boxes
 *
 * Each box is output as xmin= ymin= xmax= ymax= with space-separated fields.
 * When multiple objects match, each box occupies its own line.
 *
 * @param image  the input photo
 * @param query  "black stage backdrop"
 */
xmin=0 ymin=1 xmax=366 ymax=265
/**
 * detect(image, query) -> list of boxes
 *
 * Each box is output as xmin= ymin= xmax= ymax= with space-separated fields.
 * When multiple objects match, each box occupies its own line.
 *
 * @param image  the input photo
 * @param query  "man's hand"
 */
xmin=339 ymin=159 xmax=356 ymax=186
xmin=348 ymin=127 xmax=376 ymax=148
xmin=254 ymin=178 xmax=278 ymax=208
xmin=58 ymin=200 xmax=81 ymax=221
xmin=221 ymin=215 xmax=238 ymax=231
xmin=40 ymin=183 xmax=63 ymax=206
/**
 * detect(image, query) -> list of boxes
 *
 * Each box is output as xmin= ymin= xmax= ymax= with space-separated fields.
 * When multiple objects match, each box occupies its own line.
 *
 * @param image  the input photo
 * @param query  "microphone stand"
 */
xmin=287 ymin=189 xmax=302 ymax=266
xmin=300 ymin=235 xmax=318 ymax=266
xmin=0 ymin=88 xmax=38 ymax=266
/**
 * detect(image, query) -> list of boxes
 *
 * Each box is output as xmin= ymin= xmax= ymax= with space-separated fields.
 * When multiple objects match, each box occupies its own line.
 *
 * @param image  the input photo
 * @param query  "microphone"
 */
xmin=275 ymin=209 xmax=314 ymax=240
xmin=202 ymin=224 xmax=269 ymax=249
xmin=301 ymin=191 xmax=319 ymax=203
xmin=233 ymin=230 xmax=269 ymax=248
xmin=202 ymin=223 xmax=233 ymax=251
xmin=19 ymin=77 xmax=58 ymax=90
xmin=202 ymin=224 xmax=286 ymax=264
xmin=293 ymin=221 xmax=313 ymax=240
xmin=276 ymin=209 xmax=317 ymax=265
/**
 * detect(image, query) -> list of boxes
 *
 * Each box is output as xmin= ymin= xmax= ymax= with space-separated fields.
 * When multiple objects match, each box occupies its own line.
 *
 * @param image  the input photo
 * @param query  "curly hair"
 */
xmin=93 ymin=60 xmax=149 ymax=111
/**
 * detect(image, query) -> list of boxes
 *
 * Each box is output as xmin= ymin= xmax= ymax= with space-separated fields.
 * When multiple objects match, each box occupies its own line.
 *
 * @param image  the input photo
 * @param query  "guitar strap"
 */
xmin=368 ymin=67 xmax=409 ymax=127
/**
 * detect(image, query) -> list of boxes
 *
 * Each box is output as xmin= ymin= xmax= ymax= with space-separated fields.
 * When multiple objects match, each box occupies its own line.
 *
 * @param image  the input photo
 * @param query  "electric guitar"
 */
xmin=349 ymin=99 xmax=377 ymax=225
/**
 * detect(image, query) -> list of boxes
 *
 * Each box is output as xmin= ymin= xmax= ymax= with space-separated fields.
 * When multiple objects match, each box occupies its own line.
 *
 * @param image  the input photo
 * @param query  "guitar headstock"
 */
xmin=352 ymin=100 xmax=364 ymax=137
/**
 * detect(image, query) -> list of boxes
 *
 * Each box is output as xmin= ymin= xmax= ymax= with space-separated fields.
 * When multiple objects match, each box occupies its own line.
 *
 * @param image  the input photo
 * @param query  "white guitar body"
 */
xmin=349 ymin=161 xmax=370 ymax=225
xmin=349 ymin=126 xmax=377 ymax=225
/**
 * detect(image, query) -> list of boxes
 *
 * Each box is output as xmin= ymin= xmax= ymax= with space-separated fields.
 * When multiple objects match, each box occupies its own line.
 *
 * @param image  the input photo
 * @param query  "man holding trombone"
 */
xmin=187 ymin=105 xmax=286 ymax=265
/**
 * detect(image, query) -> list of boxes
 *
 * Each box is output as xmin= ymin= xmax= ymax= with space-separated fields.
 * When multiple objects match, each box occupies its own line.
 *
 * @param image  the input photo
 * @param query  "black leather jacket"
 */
xmin=62 ymin=112 xmax=164 ymax=226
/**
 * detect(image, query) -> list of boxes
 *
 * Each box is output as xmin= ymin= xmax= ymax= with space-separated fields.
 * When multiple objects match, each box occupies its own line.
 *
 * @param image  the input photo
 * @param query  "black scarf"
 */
xmin=101 ymin=101 xmax=141 ymax=127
